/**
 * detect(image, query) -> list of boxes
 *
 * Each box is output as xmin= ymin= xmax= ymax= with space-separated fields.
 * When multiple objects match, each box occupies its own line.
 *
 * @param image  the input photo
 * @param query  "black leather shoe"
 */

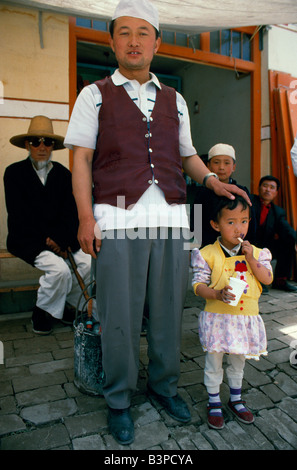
xmin=147 ymin=385 xmax=191 ymax=423
xmin=32 ymin=306 xmax=52 ymax=335
xmin=108 ymin=407 xmax=134 ymax=445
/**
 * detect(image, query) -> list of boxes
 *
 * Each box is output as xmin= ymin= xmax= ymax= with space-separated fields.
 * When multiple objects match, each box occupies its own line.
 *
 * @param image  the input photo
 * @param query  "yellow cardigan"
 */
xmin=193 ymin=241 xmax=264 ymax=316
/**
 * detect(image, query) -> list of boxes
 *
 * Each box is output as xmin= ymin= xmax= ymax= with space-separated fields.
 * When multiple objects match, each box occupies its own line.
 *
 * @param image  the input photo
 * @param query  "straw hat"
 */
xmin=10 ymin=115 xmax=65 ymax=150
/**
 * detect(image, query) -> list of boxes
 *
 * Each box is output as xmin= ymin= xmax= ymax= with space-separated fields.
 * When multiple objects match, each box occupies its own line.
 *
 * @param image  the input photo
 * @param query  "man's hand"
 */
xmin=182 ymin=155 xmax=251 ymax=205
xmin=77 ymin=216 xmax=101 ymax=259
xmin=46 ymin=237 xmax=68 ymax=259
xmin=71 ymin=146 xmax=100 ymax=259
xmin=206 ymin=177 xmax=251 ymax=205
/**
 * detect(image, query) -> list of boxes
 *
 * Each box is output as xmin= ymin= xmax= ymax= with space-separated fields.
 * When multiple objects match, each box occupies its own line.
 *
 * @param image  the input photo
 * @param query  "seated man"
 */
xmin=4 ymin=115 xmax=93 ymax=334
xmin=251 ymin=175 xmax=297 ymax=292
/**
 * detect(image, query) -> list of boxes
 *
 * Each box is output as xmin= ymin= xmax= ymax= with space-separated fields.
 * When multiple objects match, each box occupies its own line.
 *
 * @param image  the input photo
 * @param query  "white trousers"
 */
xmin=204 ymin=352 xmax=246 ymax=394
xmin=34 ymin=249 xmax=93 ymax=319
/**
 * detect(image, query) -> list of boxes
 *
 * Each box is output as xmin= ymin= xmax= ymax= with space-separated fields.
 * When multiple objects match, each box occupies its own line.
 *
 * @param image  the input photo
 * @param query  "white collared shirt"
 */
xmin=218 ymin=237 xmax=242 ymax=257
xmin=64 ymin=69 xmax=196 ymax=231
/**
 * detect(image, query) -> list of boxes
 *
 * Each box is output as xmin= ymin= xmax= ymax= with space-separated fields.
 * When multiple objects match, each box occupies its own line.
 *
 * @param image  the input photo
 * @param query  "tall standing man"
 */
xmin=64 ymin=0 xmax=250 ymax=445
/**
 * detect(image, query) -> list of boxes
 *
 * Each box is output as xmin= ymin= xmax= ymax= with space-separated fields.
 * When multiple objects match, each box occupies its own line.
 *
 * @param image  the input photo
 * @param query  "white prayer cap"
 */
xmin=112 ymin=0 xmax=159 ymax=31
xmin=208 ymin=143 xmax=236 ymax=161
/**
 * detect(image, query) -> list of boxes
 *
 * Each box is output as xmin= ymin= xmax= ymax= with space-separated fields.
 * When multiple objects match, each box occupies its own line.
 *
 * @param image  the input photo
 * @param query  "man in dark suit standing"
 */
xmin=251 ymin=175 xmax=297 ymax=292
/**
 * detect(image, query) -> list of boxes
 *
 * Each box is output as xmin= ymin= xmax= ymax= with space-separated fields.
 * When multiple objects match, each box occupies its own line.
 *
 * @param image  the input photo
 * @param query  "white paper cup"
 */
xmin=228 ymin=277 xmax=246 ymax=306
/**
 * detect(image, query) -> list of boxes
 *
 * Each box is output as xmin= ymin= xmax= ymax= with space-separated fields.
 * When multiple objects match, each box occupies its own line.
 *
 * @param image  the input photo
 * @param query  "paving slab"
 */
xmin=20 ymin=398 xmax=78 ymax=425
xmin=0 ymin=414 xmax=26 ymax=437
xmin=0 ymin=423 xmax=70 ymax=450
xmin=72 ymin=434 xmax=106 ymax=450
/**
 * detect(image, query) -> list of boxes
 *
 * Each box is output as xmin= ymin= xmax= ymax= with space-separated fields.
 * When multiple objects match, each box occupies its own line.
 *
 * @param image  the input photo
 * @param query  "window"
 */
xmin=210 ymin=29 xmax=251 ymax=61
xmin=161 ymin=30 xmax=201 ymax=50
xmin=76 ymin=17 xmax=109 ymax=31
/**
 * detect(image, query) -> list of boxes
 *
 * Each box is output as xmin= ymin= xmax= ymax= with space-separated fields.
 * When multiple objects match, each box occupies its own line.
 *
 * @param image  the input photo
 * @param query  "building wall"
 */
xmin=268 ymin=25 xmax=297 ymax=77
xmin=260 ymin=28 xmax=271 ymax=179
xmin=182 ymin=63 xmax=251 ymax=189
xmin=0 ymin=6 xmax=70 ymax=280
xmin=260 ymin=25 xmax=297 ymax=181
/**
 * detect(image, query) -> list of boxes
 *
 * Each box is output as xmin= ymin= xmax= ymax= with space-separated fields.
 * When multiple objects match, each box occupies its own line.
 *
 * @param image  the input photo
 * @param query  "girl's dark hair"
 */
xmin=210 ymin=194 xmax=250 ymax=223
xmin=109 ymin=19 xmax=160 ymax=39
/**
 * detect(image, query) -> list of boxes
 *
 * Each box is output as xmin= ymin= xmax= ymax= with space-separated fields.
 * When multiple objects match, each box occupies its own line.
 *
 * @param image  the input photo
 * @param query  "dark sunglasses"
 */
xmin=29 ymin=137 xmax=54 ymax=148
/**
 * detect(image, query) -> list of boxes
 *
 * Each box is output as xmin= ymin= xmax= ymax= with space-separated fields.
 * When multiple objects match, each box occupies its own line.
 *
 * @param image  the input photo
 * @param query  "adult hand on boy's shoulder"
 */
xmin=207 ymin=178 xmax=251 ymax=205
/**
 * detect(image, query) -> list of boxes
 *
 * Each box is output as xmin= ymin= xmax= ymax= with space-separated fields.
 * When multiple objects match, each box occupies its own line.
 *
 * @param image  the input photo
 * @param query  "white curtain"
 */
xmin=6 ymin=0 xmax=297 ymax=32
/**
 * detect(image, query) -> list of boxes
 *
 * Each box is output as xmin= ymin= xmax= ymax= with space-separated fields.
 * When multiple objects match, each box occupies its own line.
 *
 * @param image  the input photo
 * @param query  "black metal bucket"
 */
xmin=73 ymin=282 xmax=105 ymax=396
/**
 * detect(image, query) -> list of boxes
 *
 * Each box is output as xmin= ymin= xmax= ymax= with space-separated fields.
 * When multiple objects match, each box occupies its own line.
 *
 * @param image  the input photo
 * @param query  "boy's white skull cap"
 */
xmin=112 ymin=0 xmax=159 ymax=31
xmin=208 ymin=143 xmax=236 ymax=161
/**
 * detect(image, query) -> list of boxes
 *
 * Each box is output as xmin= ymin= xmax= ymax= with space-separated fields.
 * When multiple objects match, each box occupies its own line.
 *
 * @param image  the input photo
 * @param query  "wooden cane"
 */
xmin=67 ymin=247 xmax=93 ymax=329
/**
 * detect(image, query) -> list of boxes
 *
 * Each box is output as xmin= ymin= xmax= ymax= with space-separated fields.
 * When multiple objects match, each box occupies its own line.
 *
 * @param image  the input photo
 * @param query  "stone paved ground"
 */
xmin=1 ymin=285 xmax=297 ymax=451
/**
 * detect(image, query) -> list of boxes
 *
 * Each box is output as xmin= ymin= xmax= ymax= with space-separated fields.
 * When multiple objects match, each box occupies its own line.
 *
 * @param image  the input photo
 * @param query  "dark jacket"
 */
xmin=190 ymin=178 xmax=256 ymax=247
xmin=4 ymin=157 xmax=80 ymax=265
xmin=250 ymin=194 xmax=297 ymax=248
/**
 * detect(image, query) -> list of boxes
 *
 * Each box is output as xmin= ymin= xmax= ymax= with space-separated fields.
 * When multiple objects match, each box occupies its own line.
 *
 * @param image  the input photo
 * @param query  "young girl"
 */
xmin=191 ymin=195 xmax=272 ymax=430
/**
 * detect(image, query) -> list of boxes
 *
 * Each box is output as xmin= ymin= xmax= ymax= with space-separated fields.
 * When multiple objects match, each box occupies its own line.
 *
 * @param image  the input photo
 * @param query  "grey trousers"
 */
xmin=95 ymin=228 xmax=189 ymax=409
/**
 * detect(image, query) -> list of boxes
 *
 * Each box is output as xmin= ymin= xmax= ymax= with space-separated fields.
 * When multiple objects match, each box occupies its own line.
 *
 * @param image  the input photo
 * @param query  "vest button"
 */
xmin=149 ymin=148 xmax=153 ymax=153
xmin=151 ymin=163 xmax=154 ymax=168
xmin=155 ymin=179 xmax=159 ymax=184
xmin=150 ymin=117 xmax=153 ymax=121
xmin=145 ymin=133 xmax=149 ymax=138
xmin=142 ymin=117 xmax=147 ymax=121
xmin=148 ymin=179 xmax=153 ymax=184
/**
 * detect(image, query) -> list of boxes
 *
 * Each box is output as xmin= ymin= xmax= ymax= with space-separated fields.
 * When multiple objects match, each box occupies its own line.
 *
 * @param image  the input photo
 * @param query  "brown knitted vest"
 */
xmin=92 ymin=77 xmax=186 ymax=209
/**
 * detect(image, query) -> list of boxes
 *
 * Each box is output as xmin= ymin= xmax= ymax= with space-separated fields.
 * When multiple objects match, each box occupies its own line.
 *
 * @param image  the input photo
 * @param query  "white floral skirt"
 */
xmin=198 ymin=311 xmax=267 ymax=360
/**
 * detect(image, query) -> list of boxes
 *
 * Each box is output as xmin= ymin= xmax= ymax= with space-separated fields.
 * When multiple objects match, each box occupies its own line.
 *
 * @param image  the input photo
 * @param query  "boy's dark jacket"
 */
xmin=190 ymin=177 xmax=256 ymax=247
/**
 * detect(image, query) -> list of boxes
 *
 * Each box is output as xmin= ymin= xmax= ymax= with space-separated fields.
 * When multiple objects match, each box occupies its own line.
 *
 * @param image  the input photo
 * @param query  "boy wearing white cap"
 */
xmin=207 ymin=143 xmax=236 ymax=184
xmin=65 ymin=0 xmax=250 ymax=445
xmin=190 ymin=143 xmax=255 ymax=248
